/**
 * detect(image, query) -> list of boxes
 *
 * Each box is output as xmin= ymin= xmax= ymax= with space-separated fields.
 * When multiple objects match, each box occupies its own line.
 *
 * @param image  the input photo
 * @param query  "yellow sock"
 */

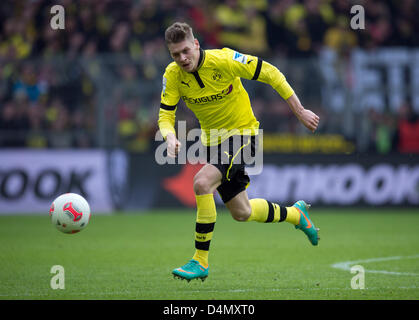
xmin=247 ymin=198 xmax=269 ymax=222
xmin=192 ymin=194 xmax=216 ymax=267
xmin=247 ymin=198 xmax=283 ymax=222
xmin=193 ymin=250 xmax=209 ymax=267
xmin=285 ymin=206 xmax=300 ymax=225
xmin=247 ymin=199 xmax=300 ymax=225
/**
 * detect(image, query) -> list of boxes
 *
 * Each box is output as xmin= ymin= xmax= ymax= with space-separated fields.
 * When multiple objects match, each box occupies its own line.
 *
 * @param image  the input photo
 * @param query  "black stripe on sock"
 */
xmin=265 ymin=201 xmax=274 ymax=223
xmin=251 ymin=58 xmax=263 ymax=80
xmin=196 ymin=222 xmax=215 ymax=233
xmin=279 ymin=206 xmax=287 ymax=222
xmin=195 ymin=240 xmax=211 ymax=251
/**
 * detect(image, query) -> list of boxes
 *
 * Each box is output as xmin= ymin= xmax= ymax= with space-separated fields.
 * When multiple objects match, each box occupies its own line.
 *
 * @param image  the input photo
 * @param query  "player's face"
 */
xmin=168 ymin=38 xmax=200 ymax=72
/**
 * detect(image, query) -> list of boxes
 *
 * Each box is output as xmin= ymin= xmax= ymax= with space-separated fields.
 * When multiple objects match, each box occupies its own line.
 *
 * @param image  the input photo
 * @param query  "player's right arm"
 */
xmin=158 ymin=65 xmax=182 ymax=157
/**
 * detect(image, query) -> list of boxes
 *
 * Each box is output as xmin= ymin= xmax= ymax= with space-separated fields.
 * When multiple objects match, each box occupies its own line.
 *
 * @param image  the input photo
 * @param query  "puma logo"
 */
xmin=181 ymin=80 xmax=191 ymax=87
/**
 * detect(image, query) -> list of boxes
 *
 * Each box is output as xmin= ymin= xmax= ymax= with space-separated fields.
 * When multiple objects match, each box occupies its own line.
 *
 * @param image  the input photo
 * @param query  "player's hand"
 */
xmin=298 ymin=109 xmax=320 ymax=133
xmin=166 ymin=133 xmax=182 ymax=158
xmin=285 ymin=94 xmax=319 ymax=133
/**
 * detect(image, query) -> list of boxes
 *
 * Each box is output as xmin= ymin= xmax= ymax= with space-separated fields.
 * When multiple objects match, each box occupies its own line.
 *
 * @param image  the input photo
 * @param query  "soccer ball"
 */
xmin=49 ymin=193 xmax=91 ymax=234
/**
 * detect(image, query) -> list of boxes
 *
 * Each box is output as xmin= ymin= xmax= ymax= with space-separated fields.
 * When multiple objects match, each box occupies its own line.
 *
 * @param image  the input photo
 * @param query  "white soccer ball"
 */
xmin=49 ymin=193 xmax=91 ymax=234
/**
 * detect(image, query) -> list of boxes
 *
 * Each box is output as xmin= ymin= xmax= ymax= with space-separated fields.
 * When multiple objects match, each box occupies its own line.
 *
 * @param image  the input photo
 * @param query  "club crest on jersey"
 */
xmin=212 ymin=69 xmax=222 ymax=81
xmin=233 ymin=51 xmax=247 ymax=64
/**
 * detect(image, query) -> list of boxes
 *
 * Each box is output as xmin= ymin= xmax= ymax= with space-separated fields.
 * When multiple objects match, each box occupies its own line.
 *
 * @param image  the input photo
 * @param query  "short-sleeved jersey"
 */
xmin=158 ymin=47 xmax=294 ymax=146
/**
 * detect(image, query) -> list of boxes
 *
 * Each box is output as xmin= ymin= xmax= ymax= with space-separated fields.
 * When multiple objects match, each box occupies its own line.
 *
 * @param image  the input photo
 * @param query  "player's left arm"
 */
xmin=225 ymin=48 xmax=319 ymax=132
xmin=285 ymin=93 xmax=319 ymax=133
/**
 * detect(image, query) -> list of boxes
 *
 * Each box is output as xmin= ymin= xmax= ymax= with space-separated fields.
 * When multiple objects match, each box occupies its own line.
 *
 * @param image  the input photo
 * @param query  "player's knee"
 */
xmin=231 ymin=207 xmax=251 ymax=222
xmin=193 ymin=175 xmax=212 ymax=195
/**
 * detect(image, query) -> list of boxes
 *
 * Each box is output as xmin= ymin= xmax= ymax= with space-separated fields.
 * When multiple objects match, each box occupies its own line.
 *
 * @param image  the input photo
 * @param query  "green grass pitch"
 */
xmin=0 ymin=208 xmax=418 ymax=300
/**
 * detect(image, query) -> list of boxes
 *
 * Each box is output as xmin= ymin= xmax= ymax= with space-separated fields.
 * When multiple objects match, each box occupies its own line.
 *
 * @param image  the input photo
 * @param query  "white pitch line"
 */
xmin=331 ymin=254 xmax=419 ymax=276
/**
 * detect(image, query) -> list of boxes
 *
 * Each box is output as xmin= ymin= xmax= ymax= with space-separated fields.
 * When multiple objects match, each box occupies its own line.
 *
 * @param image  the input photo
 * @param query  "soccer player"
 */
xmin=158 ymin=22 xmax=320 ymax=282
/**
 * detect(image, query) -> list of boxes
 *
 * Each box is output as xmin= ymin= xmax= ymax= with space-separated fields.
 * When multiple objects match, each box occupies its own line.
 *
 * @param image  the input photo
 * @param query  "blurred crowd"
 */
xmin=0 ymin=0 xmax=418 ymax=153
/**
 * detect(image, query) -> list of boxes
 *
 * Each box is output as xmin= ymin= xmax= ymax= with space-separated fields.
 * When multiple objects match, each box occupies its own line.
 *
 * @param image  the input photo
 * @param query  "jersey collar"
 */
xmin=194 ymin=48 xmax=206 ymax=71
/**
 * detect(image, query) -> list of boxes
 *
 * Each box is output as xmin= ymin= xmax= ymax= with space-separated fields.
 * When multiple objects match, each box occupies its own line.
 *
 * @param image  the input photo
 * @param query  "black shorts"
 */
xmin=205 ymin=135 xmax=258 ymax=203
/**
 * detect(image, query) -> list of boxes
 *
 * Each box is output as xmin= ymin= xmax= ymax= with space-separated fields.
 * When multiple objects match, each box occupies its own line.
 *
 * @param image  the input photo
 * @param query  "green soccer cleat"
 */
xmin=172 ymin=259 xmax=209 ymax=282
xmin=293 ymin=200 xmax=320 ymax=246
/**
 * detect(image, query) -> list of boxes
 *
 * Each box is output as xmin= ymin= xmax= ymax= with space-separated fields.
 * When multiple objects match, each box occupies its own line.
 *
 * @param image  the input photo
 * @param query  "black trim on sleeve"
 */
xmin=251 ymin=58 xmax=263 ymax=81
xmin=160 ymin=103 xmax=177 ymax=111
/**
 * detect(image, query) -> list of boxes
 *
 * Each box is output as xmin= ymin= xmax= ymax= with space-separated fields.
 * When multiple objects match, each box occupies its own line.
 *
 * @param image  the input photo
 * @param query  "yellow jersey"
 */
xmin=158 ymin=47 xmax=294 ymax=146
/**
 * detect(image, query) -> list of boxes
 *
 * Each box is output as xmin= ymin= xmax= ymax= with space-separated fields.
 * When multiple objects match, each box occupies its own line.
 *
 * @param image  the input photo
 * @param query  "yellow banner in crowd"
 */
xmin=262 ymin=133 xmax=355 ymax=154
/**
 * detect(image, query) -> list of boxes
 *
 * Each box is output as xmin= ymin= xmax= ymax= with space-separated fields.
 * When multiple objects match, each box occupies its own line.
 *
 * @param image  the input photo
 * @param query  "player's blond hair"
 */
xmin=165 ymin=22 xmax=194 ymax=44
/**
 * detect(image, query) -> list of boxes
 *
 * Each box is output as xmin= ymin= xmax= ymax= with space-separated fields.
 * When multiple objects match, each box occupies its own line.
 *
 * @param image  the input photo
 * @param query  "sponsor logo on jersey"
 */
xmin=181 ymin=84 xmax=233 ymax=104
